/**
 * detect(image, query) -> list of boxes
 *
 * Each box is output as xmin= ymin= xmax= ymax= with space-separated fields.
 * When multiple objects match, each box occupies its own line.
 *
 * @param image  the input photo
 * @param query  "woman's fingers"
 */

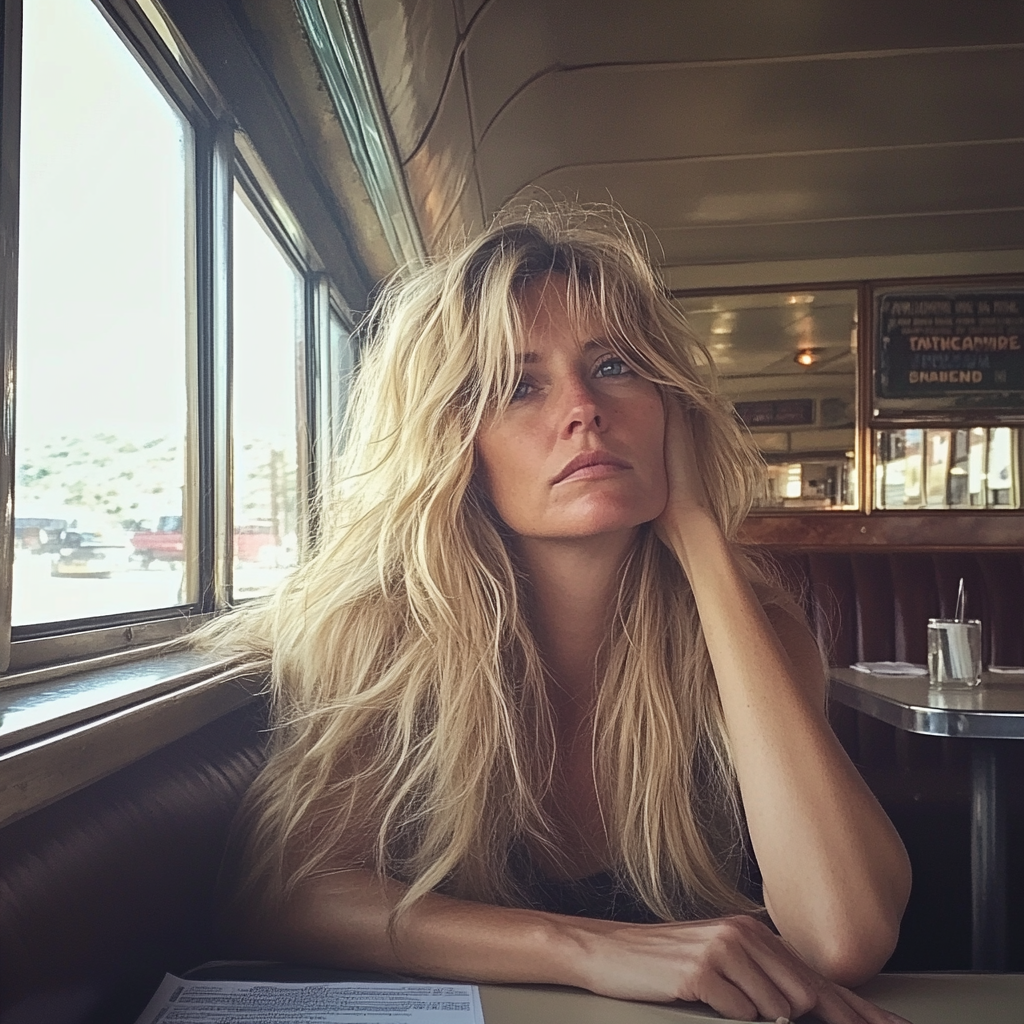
xmin=573 ymin=914 xmax=904 ymax=1024
xmin=704 ymin=941 xmax=795 ymax=1022
xmin=696 ymin=971 xmax=760 ymax=1021
xmin=718 ymin=917 xmax=821 ymax=1020
xmin=696 ymin=918 xmax=907 ymax=1024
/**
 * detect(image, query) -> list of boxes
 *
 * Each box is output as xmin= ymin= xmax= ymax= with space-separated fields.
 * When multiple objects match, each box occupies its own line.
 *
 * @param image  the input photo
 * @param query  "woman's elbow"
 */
xmin=813 ymin=917 xmax=901 ymax=987
xmin=822 ymin=847 xmax=912 ymax=985
xmin=809 ymin=884 xmax=908 ymax=986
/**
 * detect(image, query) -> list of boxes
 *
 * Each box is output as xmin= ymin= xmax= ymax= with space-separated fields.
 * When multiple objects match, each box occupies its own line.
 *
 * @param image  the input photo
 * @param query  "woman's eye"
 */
xmin=595 ymin=357 xmax=629 ymax=378
xmin=511 ymin=377 xmax=534 ymax=401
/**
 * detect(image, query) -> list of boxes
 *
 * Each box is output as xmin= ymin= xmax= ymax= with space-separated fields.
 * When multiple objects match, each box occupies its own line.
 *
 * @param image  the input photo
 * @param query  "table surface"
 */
xmin=830 ymin=668 xmax=1024 ymax=738
xmin=478 ymin=974 xmax=1024 ymax=1024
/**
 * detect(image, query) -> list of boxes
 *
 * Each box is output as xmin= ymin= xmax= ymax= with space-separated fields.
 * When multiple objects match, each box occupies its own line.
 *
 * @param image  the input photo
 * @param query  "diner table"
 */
xmin=830 ymin=667 xmax=1024 ymax=972
xmin=476 ymin=973 xmax=1024 ymax=1023
xmin=178 ymin=965 xmax=1024 ymax=1024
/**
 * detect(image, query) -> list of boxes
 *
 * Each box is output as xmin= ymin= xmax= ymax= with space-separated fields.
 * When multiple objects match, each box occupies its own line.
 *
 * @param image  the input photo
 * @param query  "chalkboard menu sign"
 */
xmin=876 ymin=291 xmax=1024 ymax=403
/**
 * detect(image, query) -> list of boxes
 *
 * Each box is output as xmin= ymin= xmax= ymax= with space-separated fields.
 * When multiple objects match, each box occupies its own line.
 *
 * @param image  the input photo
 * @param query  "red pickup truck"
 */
xmin=129 ymin=515 xmax=185 ymax=568
xmin=131 ymin=516 xmax=279 ymax=566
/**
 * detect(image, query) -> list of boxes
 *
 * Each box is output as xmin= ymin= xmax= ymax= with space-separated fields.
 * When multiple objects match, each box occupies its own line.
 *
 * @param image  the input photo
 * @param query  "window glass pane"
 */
xmin=678 ymin=290 xmax=859 ymax=510
xmin=874 ymin=427 xmax=1021 ymax=509
xmin=13 ymin=0 xmax=190 ymax=626
xmin=329 ymin=309 xmax=356 ymax=455
xmin=232 ymin=188 xmax=303 ymax=600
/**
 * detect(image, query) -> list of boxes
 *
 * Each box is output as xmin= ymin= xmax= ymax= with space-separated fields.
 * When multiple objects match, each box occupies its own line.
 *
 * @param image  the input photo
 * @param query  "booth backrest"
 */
xmin=0 ymin=703 xmax=267 ymax=1024
xmin=764 ymin=549 xmax=1024 ymax=669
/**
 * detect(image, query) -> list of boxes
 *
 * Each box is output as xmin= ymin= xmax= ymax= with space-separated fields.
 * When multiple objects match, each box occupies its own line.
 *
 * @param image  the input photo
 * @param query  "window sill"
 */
xmin=0 ymin=649 xmax=266 ymax=828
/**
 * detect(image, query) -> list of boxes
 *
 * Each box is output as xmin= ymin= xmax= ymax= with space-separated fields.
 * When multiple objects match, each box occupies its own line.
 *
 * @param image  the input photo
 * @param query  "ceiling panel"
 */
xmin=653 ymin=209 xmax=1024 ymax=266
xmin=361 ymin=0 xmax=459 ymax=160
xmin=430 ymin=171 xmax=486 ymax=249
xmin=530 ymin=142 xmax=1024 ymax=228
xmin=402 ymin=70 xmax=478 ymax=246
xmin=476 ymin=48 xmax=1024 ymax=209
xmin=454 ymin=0 xmax=486 ymax=33
xmin=464 ymin=0 xmax=1024 ymax=141
xmin=353 ymin=0 xmax=1024 ymax=276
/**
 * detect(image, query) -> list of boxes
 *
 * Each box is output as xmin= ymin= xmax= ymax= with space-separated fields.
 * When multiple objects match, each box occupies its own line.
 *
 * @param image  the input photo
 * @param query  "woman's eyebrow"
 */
xmin=513 ymin=339 xmax=611 ymax=364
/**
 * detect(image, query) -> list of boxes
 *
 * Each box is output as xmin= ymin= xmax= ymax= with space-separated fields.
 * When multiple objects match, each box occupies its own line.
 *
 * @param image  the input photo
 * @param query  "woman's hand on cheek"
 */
xmin=565 ymin=915 xmax=909 ymax=1024
xmin=654 ymin=396 xmax=712 ymax=547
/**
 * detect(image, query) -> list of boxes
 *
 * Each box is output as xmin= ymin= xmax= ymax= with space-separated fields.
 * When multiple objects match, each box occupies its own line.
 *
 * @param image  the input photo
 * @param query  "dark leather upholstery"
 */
xmin=0 ymin=702 xmax=267 ymax=1024
xmin=772 ymin=549 xmax=1024 ymax=670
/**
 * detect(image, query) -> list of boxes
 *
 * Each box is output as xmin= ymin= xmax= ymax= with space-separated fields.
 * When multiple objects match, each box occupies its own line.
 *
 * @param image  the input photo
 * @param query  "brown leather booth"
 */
xmin=0 ymin=703 xmax=266 ymax=1024
xmin=0 ymin=551 xmax=1021 ymax=1023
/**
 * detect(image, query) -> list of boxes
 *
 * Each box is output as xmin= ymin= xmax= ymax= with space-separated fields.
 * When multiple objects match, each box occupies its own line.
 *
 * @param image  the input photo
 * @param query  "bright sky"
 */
xmin=17 ymin=0 xmax=187 ymax=440
xmin=232 ymin=189 xmax=302 ymax=450
xmin=16 ymin=0 xmax=300 ymax=448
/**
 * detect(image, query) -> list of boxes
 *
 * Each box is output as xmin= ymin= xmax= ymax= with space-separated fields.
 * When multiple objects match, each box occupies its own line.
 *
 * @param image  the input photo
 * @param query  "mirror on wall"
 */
xmin=677 ymin=289 xmax=859 ymax=511
xmin=874 ymin=427 xmax=1020 ymax=510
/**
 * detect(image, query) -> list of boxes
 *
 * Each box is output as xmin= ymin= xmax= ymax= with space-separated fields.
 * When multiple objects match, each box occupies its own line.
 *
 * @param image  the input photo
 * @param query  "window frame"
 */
xmin=1 ymin=0 xmax=226 ymax=677
xmin=0 ymin=0 xmax=350 ymax=683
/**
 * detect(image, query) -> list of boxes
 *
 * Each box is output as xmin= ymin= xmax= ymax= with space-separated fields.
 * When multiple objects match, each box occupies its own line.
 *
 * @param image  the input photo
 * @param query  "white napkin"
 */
xmin=851 ymin=661 xmax=928 ymax=676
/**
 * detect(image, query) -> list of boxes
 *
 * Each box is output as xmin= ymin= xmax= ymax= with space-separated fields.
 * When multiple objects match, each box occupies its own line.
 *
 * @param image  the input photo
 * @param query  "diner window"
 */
xmin=12 ymin=0 xmax=191 ymax=626
xmin=678 ymin=290 xmax=859 ymax=510
xmin=329 ymin=307 xmax=357 ymax=455
xmin=875 ymin=427 xmax=1021 ymax=510
xmin=231 ymin=185 xmax=305 ymax=600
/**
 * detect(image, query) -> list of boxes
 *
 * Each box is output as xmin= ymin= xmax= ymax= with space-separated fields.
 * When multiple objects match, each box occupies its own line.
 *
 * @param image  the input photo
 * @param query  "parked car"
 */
xmin=51 ymin=528 xmax=132 ymax=579
xmin=14 ymin=517 xmax=68 ymax=553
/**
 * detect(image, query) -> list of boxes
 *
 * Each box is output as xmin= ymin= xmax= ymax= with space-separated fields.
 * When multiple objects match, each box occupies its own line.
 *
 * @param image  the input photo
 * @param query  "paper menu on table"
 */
xmin=134 ymin=974 xmax=485 ymax=1024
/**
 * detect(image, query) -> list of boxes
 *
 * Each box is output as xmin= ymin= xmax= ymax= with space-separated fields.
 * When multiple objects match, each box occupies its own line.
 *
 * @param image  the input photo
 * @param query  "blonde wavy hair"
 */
xmin=208 ymin=205 xmax=776 ymax=925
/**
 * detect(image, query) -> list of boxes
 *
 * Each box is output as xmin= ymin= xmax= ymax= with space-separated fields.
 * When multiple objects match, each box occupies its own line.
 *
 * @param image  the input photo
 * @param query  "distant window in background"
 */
xmin=231 ymin=186 xmax=304 ymax=600
xmin=678 ymin=290 xmax=859 ymax=510
xmin=12 ymin=0 xmax=190 ymax=626
xmin=875 ymin=427 xmax=1020 ymax=509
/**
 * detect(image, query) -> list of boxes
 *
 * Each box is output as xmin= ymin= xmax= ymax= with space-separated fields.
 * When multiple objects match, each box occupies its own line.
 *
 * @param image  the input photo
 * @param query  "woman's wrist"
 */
xmin=538 ymin=913 xmax=613 ymax=991
xmin=657 ymin=506 xmax=727 ymax=578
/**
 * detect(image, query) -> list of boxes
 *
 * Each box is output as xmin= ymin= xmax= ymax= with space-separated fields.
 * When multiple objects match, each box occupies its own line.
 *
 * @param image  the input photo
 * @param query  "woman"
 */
xmin=212 ymin=207 xmax=911 ymax=1023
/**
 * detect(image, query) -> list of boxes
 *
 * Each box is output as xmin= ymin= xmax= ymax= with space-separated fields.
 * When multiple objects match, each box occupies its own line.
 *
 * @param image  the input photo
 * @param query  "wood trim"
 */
xmin=740 ymin=512 xmax=1024 ymax=550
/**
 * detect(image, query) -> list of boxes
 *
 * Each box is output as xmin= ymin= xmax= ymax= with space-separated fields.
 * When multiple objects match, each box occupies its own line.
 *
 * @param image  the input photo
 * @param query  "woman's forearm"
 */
xmin=248 ymin=868 xmax=580 ymax=985
xmin=242 ymin=869 xmax=908 ymax=1022
xmin=661 ymin=510 xmax=911 ymax=984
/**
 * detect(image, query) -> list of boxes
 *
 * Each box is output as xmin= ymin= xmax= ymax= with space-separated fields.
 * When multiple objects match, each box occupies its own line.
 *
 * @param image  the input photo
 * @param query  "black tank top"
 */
xmin=516 ymin=855 xmax=763 ymax=924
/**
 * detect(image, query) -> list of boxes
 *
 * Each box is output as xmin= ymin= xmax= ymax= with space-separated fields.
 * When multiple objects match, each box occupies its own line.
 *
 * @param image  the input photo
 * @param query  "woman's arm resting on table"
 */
xmin=657 ymin=404 xmax=912 ymax=986
xmin=243 ymin=866 xmax=907 ymax=1024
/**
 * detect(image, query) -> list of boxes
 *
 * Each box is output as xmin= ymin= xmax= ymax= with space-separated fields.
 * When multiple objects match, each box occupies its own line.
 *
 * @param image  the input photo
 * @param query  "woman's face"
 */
xmin=475 ymin=273 xmax=668 ymax=541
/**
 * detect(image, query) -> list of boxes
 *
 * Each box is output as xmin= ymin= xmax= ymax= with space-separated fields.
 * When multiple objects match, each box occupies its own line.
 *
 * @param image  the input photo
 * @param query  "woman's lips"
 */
xmin=552 ymin=452 xmax=632 ymax=484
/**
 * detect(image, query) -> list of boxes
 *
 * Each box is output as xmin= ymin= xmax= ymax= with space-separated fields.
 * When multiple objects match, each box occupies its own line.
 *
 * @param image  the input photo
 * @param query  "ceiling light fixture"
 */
xmin=710 ymin=311 xmax=736 ymax=335
xmin=794 ymin=347 xmax=822 ymax=366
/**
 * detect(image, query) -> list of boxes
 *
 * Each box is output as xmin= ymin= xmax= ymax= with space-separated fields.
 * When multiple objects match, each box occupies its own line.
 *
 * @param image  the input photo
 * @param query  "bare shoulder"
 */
xmin=752 ymin=581 xmax=827 ymax=706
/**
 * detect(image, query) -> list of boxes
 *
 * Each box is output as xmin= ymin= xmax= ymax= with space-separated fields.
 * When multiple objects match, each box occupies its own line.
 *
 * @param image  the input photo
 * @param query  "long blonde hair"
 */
xmin=209 ymin=205 xmax=773 ymax=924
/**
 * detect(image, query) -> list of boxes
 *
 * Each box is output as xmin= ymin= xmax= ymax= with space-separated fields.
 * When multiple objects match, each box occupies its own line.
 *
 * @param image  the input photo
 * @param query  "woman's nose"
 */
xmin=556 ymin=373 xmax=603 ymax=437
